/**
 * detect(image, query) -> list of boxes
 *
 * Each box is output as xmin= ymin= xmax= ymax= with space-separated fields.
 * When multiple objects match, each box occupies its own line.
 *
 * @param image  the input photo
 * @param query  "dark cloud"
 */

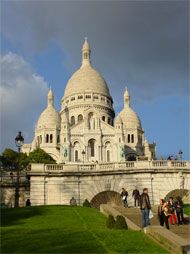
xmin=1 ymin=1 xmax=188 ymax=104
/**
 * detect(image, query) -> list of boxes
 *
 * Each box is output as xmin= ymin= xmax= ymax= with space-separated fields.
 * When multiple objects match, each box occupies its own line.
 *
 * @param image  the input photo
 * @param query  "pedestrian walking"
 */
xmin=120 ymin=188 xmax=128 ymax=208
xmin=175 ymin=197 xmax=184 ymax=225
xmin=140 ymin=188 xmax=151 ymax=228
xmin=132 ymin=188 xmax=140 ymax=207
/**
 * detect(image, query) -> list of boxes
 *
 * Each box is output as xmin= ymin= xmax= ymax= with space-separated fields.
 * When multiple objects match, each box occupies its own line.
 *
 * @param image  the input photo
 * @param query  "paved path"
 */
xmin=114 ymin=206 xmax=190 ymax=241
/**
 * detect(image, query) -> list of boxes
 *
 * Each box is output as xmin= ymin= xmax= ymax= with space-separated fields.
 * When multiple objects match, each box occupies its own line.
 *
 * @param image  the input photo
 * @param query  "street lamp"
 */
xmin=15 ymin=131 xmax=24 ymax=153
xmin=178 ymin=150 xmax=183 ymax=160
xmin=14 ymin=131 xmax=24 ymax=207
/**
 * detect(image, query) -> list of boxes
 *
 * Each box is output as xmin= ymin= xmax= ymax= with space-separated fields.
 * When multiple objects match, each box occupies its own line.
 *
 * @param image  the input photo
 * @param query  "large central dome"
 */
xmin=63 ymin=38 xmax=110 ymax=99
xmin=64 ymin=65 xmax=110 ymax=98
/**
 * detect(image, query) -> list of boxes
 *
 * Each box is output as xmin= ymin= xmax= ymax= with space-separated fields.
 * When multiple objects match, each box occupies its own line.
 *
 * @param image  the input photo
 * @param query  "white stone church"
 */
xmin=23 ymin=38 xmax=156 ymax=163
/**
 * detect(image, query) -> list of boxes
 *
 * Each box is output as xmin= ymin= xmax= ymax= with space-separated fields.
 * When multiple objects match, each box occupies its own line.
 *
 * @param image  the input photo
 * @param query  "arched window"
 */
xmin=64 ymin=138 xmax=66 ymax=142
xmin=71 ymin=116 xmax=75 ymax=126
xmin=84 ymin=53 xmax=88 ymax=59
xmin=40 ymin=135 xmax=42 ymax=144
xmin=88 ymin=139 xmax=95 ymax=157
xmin=75 ymin=150 xmax=78 ymax=162
xmin=131 ymin=134 xmax=134 ymax=143
xmin=50 ymin=134 xmax=53 ymax=143
xmin=108 ymin=117 xmax=111 ymax=125
xmin=102 ymin=116 xmax=105 ymax=122
xmin=128 ymin=134 xmax=130 ymax=143
xmin=107 ymin=150 xmax=110 ymax=162
xmin=78 ymin=114 xmax=83 ymax=122
xmin=46 ymin=134 xmax=49 ymax=143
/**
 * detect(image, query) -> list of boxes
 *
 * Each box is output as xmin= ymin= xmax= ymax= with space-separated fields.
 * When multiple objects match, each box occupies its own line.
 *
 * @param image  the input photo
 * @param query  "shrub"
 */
xmin=83 ymin=199 xmax=91 ymax=207
xmin=106 ymin=215 xmax=116 ymax=229
xmin=115 ymin=215 xmax=128 ymax=229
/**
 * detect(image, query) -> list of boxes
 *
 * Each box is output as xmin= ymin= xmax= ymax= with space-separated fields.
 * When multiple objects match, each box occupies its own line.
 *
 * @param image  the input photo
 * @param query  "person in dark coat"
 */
xmin=120 ymin=188 xmax=128 ymax=208
xmin=26 ymin=199 xmax=31 ymax=207
xmin=158 ymin=199 xmax=170 ymax=229
xmin=140 ymin=188 xmax=151 ymax=228
xmin=132 ymin=188 xmax=140 ymax=207
xmin=175 ymin=197 xmax=184 ymax=225
xmin=168 ymin=197 xmax=177 ymax=225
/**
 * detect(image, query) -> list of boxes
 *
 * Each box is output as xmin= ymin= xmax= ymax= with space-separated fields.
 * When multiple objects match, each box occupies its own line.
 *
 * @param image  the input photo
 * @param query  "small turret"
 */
xmin=48 ymin=88 xmax=54 ymax=107
xmin=124 ymin=86 xmax=130 ymax=107
xmin=82 ymin=37 xmax=91 ymax=66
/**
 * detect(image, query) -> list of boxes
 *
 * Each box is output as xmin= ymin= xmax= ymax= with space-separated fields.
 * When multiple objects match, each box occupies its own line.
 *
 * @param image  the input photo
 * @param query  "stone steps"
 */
xmin=114 ymin=206 xmax=190 ymax=241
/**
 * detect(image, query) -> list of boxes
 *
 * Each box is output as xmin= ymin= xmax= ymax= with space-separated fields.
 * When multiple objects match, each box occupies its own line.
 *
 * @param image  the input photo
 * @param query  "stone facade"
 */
xmin=28 ymin=161 xmax=190 ymax=207
xmin=22 ymin=38 xmax=156 ymax=163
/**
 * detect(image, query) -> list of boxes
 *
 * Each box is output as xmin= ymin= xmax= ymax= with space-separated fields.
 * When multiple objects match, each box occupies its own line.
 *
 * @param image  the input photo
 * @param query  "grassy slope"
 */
xmin=1 ymin=206 xmax=169 ymax=254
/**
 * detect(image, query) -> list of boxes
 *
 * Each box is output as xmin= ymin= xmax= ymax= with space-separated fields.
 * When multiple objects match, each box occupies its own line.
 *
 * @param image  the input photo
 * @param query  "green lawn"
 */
xmin=1 ymin=205 xmax=169 ymax=254
xmin=184 ymin=204 xmax=190 ymax=216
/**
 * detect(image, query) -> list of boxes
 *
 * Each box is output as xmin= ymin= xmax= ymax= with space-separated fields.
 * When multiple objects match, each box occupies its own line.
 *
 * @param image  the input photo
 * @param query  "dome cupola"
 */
xmin=36 ymin=89 xmax=60 ymax=129
xmin=62 ymin=38 xmax=111 ymax=100
xmin=116 ymin=87 xmax=141 ymax=129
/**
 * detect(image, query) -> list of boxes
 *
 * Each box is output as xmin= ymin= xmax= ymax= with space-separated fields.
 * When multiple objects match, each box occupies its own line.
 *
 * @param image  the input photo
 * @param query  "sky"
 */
xmin=0 ymin=0 xmax=189 ymax=159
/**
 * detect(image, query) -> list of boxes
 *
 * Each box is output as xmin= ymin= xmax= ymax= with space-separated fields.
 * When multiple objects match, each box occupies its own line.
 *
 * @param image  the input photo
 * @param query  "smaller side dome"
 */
xmin=117 ymin=87 xmax=142 ymax=129
xmin=115 ymin=115 xmax=122 ymax=124
xmin=36 ymin=89 xmax=60 ymax=129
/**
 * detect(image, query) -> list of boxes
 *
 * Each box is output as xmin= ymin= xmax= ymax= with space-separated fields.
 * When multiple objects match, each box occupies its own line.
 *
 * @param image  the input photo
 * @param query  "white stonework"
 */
xmin=22 ymin=38 xmax=156 ymax=163
xmin=20 ymin=38 xmax=189 ymax=207
xmin=28 ymin=161 xmax=190 ymax=206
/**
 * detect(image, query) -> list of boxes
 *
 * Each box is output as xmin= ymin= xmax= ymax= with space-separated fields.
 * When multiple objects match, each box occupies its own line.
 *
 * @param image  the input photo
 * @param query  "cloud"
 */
xmin=0 ymin=52 xmax=49 ymax=152
xmin=1 ymin=1 xmax=188 ymax=104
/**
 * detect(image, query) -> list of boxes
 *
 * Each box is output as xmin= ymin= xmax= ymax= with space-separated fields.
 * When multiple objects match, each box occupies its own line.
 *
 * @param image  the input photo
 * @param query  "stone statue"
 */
xmin=63 ymin=147 xmax=67 ymax=158
xmin=180 ymin=175 xmax=185 ymax=189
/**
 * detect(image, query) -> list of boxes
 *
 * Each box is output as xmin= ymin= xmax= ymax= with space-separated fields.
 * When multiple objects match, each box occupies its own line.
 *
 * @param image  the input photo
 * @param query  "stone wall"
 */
xmin=28 ymin=162 xmax=190 ymax=206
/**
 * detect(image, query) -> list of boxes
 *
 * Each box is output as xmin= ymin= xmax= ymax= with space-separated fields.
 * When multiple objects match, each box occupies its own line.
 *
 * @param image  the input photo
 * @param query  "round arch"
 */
xmin=90 ymin=190 xmax=122 ymax=209
xmin=164 ymin=189 xmax=189 ymax=201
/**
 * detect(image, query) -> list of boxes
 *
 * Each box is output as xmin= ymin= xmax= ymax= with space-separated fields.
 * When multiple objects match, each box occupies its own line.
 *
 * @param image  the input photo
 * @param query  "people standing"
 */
xmin=168 ymin=197 xmax=177 ymax=225
xmin=120 ymin=188 xmax=128 ymax=208
xmin=175 ymin=197 xmax=184 ymax=225
xmin=157 ymin=199 xmax=165 ymax=226
xmin=140 ymin=188 xmax=151 ymax=228
xmin=132 ymin=188 xmax=140 ymax=207
xmin=157 ymin=199 xmax=170 ymax=229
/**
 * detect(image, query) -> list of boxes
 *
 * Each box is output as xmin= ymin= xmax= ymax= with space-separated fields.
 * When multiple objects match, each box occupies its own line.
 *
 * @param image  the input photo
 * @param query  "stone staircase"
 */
xmin=114 ymin=206 xmax=190 ymax=242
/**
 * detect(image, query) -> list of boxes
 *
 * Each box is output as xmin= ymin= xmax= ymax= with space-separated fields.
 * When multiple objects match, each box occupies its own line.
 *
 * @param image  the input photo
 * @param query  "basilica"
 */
xmin=23 ymin=38 xmax=156 ymax=163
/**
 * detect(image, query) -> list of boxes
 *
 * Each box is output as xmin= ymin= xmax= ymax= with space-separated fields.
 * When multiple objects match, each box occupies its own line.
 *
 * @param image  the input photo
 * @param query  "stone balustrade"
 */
xmin=28 ymin=160 xmax=190 ymax=173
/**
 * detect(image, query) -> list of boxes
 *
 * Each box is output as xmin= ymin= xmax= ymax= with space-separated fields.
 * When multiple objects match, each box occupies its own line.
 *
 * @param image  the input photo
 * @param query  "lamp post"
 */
xmin=179 ymin=150 xmax=183 ymax=160
xmin=14 ymin=131 xmax=24 ymax=207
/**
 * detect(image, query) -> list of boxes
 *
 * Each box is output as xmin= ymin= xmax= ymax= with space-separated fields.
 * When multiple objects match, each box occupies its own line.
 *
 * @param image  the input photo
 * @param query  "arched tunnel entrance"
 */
xmin=90 ymin=191 xmax=122 ymax=209
xmin=164 ymin=189 xmax=189 ymax=202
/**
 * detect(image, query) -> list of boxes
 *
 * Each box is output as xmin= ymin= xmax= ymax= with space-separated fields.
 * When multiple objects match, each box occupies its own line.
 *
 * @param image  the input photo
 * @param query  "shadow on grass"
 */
xmin=2 ymin=228 xmax=106 ymax=254
xmin=1 ymin=207 xmax=45 ymax=227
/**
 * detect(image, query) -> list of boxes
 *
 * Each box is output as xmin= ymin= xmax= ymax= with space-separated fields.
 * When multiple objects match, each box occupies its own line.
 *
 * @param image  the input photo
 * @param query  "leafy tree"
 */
xmin=28 ymin=148 xmax=56 ymax=164
xmin=1 ymin=148 xmax=29 ymax=170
